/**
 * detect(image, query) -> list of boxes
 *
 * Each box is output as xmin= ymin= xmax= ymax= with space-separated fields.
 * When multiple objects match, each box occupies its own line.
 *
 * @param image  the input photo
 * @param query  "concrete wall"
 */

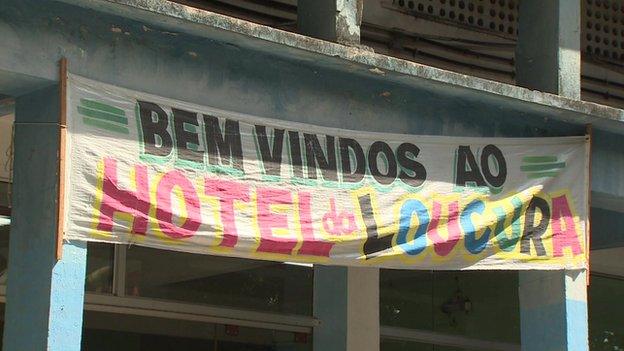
xmin=0 ymin=1 xmax=592 ymax=137
xmin=3 ymin=0 xmax=620 ymax=241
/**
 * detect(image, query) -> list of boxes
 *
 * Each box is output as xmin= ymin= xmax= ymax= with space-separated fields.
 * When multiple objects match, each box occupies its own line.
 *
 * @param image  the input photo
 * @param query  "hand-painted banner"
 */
xmin=64 ymin=74 xmax=590 ymax=270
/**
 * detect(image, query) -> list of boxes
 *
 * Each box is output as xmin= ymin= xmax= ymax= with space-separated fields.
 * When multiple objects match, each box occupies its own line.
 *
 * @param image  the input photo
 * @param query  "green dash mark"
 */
xmin=522 ymin=155 xmax=558 ymax=163
xmin=83 ymin=117 xmax=129 ymax=134
xmin=520 ymin=162 xmax=566 ymax=172
xmin=526 ymin=171 xmax=559 ymax=179
xmin=521 ymin=155 xmax=564 ymax=178
xmin=77 ymin=105 xmax=128 ymax=125
xmin=80 ymin=98 xmax=125 ymax=116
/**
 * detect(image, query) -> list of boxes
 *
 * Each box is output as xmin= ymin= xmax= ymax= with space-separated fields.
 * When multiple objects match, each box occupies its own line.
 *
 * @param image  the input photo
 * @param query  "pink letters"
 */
xmin=205 ymin=178 xmax=250 ymax=247
xmin=551 ymin=195 xmax=583 ymax=257
xmin=98 ymin=158 xmax=150 ymax=235
xmin=256 ymin=187 xmax=298 ymax=254
xmin=298 ymin=191 xmax=335 ymax=257
xmin=427 ymin=201 xmax=461 ymax=256
xmin=155 ymin=170 xmax=201 ymax=239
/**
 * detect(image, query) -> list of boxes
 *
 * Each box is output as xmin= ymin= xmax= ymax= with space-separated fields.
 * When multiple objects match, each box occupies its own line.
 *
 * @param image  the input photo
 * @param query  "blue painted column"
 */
xmin=516 ymin=1 xmax=587 ymax=350
xmin=313 ymin=266 xmax=379 ymax=351
xmin=519 ymin=271 xmax=588 ymax=351
xmin=2 ymin=85 xmax=88 ymax=351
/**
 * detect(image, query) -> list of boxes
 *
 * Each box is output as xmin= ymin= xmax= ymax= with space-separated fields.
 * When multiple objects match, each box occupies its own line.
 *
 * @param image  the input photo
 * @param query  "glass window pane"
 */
xmin=82 ymin=311 xmax=312 ymax=351
xmin=381 ymin=338 xmax=479 ymax=351
xmin=589 ymin=275 xmax=624 ymax=350
xmin=85 ymin=243 xmax=114 ymax=294
xmin=434 ymin=346 xmax=478 ymax=351
xmin=0 ymin=111 xmax=13 ymax=186
xmin=0 ymin=220 xmax=9 ymax=285
xmin=380 ymin=270 xmax=519 ymax=344
xmin=432 ymin=271 xmax=518 ymax=343
xmin=125 ymin=246 xmax=313 ymax=315
xmin=381 ymin=270 xmax=434 ymax=330
xmin=382 ymin=339 xmax=434 ymax=351
xmin=0 ymin=181 xmax=10 ymax=209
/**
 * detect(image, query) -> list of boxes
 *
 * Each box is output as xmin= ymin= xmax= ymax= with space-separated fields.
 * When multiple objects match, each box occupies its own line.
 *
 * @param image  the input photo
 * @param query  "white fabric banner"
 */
xmin=64 ymin=74 xmax=590 ymax=270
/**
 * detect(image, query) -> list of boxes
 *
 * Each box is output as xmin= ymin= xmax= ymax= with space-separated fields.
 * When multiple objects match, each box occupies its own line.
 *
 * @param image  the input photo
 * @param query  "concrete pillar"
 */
xmin=519 ymin=271 xmax=588 ymax=351
xmin=516 ymin=0 xmax=581 ymax=99
xmin=297 ymin=0 xmax=362 ymax=45
xmin=2 ymin=85 xmax=88 ymax=351
xmin=313 ymin=265 xmax=379 ymax=351
xmin=516 ymin=2 xmax=587 ymax=350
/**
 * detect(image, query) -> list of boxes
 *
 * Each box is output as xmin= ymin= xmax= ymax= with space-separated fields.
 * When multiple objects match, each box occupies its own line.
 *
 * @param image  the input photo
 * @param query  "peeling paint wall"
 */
xmin=335 ymin=0 xmax=362 ymax=44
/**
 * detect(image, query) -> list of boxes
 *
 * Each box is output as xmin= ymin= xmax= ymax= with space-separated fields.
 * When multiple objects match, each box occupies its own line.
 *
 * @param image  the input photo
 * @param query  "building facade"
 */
xmin=0 ymin=0 xmax=623 ymax=350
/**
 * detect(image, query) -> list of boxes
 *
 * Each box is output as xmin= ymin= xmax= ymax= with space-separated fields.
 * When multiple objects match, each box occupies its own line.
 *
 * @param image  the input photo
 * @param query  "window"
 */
xmin=81 ymin=244 xmax=315 ymax=351
xmin=82 ymin=312 xmax=312 ymax=351
xmin=85 ymin=243 xmax=115 ymax=294
xmin=380 ymin=270 xmax=520 ymax=350
xmin=0 ymin=99 xmax=13 ymax=286
xmin=589 ymin=275 xmax=624 ymax=350
xmin=124 ymin=246 xmax=313 ymax=315
xmin=381 ymin=339 xmax=479 ymax=351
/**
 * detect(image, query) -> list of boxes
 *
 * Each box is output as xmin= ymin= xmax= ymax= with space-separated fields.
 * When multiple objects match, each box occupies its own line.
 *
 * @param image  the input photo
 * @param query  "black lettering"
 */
xmin=360 ymin=194 xmax=393 ymax=259
xmin=304 ymin=133 xmax=338 ymax=182
xmin=172 ymin=108 xmax=203 ymax=164
xmin=521 ymin=196 xmax=550 ymax=256
xmin=455 ymin=146 xmax=486 ymax=187
xmin=368 ymin=141 xmax=397 ymax=185
xmin=203 ymin=115 xmax=244 ymax=172
xmin=396 ymin=143 xmax=426 ymax=188
xmin=288 ymin=131 xmax=304 ymax=178
xmin=138 ymin=101 xmax=172 ymax=157
xmin=480 ymin=144 xmax=507 ymax=188
xmin=339 ymin=138 xmax=365 ymax=183
xmin=255 ymin=125 xmax=285 ymax=177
